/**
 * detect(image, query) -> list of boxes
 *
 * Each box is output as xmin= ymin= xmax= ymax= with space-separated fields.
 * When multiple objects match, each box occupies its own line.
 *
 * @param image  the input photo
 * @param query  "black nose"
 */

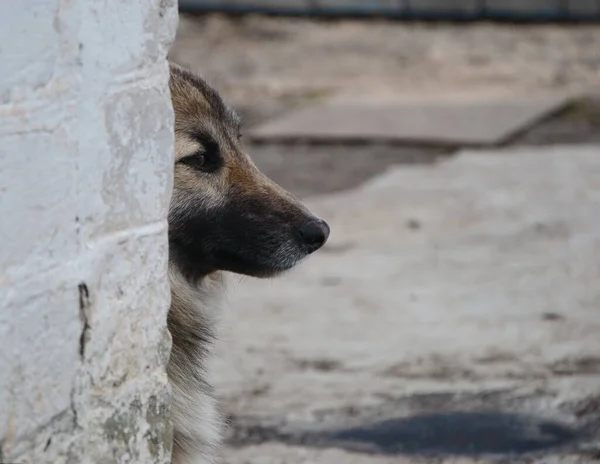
xmin=299 ymin=219 xmax=330 ymax=253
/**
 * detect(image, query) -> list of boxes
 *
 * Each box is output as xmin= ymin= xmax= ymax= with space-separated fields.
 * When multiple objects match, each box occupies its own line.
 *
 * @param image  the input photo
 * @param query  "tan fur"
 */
xmin=166 ymin=63 xmax=329 ymax=464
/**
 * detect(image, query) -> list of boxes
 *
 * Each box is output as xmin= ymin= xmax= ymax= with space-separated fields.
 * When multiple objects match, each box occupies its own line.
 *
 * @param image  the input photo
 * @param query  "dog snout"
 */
xmin=298 ymin=218 xmax=330 ymax=253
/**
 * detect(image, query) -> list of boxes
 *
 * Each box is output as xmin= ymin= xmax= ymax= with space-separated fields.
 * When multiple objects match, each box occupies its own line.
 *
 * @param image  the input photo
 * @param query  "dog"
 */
xmin=166 ymin=63 xmax=330 ymax=464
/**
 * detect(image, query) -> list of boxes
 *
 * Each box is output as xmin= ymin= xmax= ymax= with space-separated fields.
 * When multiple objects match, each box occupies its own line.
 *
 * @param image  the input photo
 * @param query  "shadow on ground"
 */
xmin=323 ymin=412 xmax=577 ymax=456
xmin=226 ymin=390 xmax=600 ymax=460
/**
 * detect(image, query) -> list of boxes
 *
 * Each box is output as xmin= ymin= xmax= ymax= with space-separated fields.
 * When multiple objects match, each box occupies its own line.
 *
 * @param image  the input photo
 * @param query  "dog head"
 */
xmin=168 ymin=63 xmax=329 ymax=280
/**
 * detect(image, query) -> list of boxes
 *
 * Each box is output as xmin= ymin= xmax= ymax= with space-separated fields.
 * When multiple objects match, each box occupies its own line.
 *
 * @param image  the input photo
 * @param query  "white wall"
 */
xmin=0 ymin=1 xmax=177 ymax=462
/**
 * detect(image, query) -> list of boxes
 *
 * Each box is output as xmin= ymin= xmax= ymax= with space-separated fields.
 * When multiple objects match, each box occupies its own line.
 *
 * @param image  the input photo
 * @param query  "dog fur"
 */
xmin=166 ymin=63 xmax=330 ymax=464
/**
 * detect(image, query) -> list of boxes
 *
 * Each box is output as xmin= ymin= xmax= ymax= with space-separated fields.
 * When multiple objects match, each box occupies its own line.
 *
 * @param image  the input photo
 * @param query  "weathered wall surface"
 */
xmin=0 ymin=1 xmax=177 ymax=463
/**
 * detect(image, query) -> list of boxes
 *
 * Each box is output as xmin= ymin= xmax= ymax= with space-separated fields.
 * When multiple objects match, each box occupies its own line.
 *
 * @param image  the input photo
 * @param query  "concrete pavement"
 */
xmin=215 ymin=145 xmax=600 ymax=463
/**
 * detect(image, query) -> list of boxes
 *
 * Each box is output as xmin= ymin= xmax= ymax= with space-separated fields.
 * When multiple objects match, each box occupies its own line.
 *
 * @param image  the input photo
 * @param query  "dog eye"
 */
xmin=180 ymin=153 xmax=206 ymax=170
xmin=179 ymin=136 xmax=223 ymax=172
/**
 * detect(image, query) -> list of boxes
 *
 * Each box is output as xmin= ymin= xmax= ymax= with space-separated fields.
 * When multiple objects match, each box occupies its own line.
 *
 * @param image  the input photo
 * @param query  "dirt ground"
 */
xmin=170 ymin=14 xmax=600 ymax=106
xmin=170 ymin=14 xmax=600 ymax=198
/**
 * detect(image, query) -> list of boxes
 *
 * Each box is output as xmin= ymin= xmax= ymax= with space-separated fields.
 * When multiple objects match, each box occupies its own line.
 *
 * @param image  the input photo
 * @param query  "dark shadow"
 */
xmin=324 ymin=412 xmax=578 ymax=456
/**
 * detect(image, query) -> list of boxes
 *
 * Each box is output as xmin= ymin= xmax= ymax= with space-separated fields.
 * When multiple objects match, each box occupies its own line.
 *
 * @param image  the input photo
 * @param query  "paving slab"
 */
xmin=248 ymin=95 xmax=573 ymax=145
xmin=215 ymin=145 xmax=600 ymax=460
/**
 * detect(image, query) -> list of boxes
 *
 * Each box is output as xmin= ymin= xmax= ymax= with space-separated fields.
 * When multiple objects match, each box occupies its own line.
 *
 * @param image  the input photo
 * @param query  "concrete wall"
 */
xmin=0 ymin=1 xmax=177 ymax=463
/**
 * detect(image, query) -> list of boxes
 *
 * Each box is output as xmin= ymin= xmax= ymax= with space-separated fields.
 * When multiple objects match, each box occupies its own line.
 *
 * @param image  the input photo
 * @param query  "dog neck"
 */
xmin=168 ymin=265 xmax=226 ymax=325
xmin=167 ymin=264 xmax=225 ymax=463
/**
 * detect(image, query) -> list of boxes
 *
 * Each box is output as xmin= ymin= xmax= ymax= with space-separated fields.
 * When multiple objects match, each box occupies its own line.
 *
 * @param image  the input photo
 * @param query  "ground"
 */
xmin=171 ymin=14 xmax=600 ymax=196
xmin=171 ymin=14 xmax=600 ymax=108
xmin=170 ymin=14 xmax=600 ymax=464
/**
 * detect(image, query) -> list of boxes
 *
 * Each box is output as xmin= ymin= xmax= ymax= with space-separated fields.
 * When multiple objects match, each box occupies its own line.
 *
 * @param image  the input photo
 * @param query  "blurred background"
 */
xmin=170 ymin=3 xmax=600 ymax=196
xmin=170 ymin=4 xmax=600 ymax=464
